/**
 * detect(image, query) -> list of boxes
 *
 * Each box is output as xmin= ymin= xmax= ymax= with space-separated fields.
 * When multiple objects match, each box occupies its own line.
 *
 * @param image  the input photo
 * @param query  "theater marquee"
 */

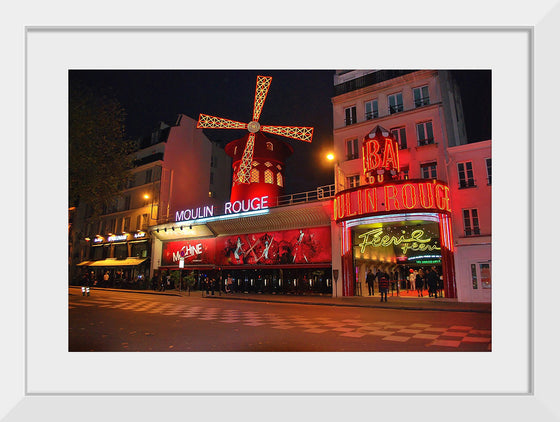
xmin=334 ymin=179 xmax=451 ymax=222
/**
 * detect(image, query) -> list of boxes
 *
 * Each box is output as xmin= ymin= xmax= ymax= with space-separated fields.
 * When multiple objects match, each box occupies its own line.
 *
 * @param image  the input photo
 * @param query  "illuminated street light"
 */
xmin=326 ymin=153 xmax=335 ymax=161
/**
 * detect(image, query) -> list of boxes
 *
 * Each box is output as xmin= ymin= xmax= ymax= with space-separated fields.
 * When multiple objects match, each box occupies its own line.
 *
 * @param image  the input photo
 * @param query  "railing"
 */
xmin=272 ymin=184 xmax=336 ymax=207
xmin=417 ymin=138 xmax=435 ymax=146
xmin=414 ymin=97 xmax=430 ymax=107
xmin=365 ymin=110 xmax=379 ymax=120
xmin=459 ymin=180 xmax=477 ymax=189
xmin=388 ymin=104 xmax=404 ymax=114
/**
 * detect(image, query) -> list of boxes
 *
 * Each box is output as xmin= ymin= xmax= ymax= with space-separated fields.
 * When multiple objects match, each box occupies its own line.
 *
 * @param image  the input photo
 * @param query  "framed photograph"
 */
xmin=5 ymin=1 xmax=555 ymax=420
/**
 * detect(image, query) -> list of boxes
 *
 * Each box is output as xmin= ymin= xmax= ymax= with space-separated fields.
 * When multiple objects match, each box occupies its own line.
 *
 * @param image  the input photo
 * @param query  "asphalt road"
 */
xmin=69 ymin=288 xmax=491 ymax=352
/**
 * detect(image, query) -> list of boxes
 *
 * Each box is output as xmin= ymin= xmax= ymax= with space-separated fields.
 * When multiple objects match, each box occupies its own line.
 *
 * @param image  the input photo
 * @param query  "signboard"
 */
xmin=334 ymin=179 xmax=451 ymax=222
xmin=216 ymin=226 xmax=331 ymax=266
xmin=175 ymin=196 xmax=269 ymax=223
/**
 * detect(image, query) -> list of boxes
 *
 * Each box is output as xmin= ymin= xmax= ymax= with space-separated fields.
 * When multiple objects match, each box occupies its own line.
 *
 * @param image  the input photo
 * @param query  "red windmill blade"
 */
xmin=197 ymin=75 xmax=314 ymax=184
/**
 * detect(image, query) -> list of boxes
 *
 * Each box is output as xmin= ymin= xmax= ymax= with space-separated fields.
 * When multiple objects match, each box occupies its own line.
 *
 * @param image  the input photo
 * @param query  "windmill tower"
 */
xmin=197 ymin=75 xmax=313 ymax=203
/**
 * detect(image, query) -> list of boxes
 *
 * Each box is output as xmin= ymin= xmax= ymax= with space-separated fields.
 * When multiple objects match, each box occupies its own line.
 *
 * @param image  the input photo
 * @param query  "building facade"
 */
xmin=73 ymin=114 xmax=231 ymax=286
xmin=330 ymin=70 xmax=491 ymax=302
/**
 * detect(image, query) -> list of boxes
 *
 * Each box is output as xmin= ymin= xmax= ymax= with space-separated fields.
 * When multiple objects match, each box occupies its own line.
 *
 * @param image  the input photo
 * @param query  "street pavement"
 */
xmin=71 ymin=285 xmax=491 ymax=314
xmin=69 ymin=286 xmax=491 ymax=351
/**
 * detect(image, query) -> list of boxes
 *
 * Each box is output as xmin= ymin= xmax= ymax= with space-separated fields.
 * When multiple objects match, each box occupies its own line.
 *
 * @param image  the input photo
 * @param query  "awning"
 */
xmin=83 ymin=258 xmax=148 ymax=267
xmin=76 ymin=261 xmax=93 ymax=266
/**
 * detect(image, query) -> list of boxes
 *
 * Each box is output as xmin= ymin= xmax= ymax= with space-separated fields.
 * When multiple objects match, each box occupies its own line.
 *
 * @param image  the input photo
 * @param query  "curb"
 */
xmin=69 ymin=286 xmax=490 ymax=313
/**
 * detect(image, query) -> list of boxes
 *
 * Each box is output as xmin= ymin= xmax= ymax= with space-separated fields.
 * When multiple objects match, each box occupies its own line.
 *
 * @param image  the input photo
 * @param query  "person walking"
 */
xmin=416 ymin=270 xmax=424 ymax=297
xmin=366 ymin=269 xmax=375 ymax=296
xmin=427 ymin=267 xmax=439 ymax=298
xmin=377 ymin=269 xmax=389 ymax=302
xmin=409 ymin=269 xmax=416 ymax=292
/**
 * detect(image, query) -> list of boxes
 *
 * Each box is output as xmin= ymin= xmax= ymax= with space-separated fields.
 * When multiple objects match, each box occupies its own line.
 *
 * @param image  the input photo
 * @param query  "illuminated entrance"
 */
xmin=339 ymin=212 xmax=455 ymax=297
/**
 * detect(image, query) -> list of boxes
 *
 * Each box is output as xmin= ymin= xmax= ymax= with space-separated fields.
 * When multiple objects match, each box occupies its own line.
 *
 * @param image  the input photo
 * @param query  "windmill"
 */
xmin=197 ymin=75 xmax=314 ymax=185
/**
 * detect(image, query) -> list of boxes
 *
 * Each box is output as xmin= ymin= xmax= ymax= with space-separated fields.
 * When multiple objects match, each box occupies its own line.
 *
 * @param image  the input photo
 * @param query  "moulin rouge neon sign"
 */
xmin=175 ymin=196 xmax=269 ymax=223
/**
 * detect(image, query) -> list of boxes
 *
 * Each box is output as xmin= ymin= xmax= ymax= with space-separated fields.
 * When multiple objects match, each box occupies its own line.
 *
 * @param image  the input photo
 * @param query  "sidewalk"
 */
xmin=70 ymin=285 xmax=491 ymax=313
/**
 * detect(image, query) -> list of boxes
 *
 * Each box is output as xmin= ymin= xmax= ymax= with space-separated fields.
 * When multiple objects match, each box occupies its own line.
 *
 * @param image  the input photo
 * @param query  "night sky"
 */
xmin=69 ymin=69 xmax=490 ymax=194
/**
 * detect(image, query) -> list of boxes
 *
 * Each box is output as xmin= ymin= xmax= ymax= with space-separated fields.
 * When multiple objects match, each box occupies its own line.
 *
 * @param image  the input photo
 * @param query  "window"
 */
xmin=458 ymin=161 xmax=476 ymax=188
xmin=399 ymin=168 xmax=409 ymax=180
xmin=347 ymin=175 xmax=360 ymax=189
xmin=142 ymin=213 xmax=149 ymax=230
xmin=365 ymin=100 xmax=378 ymax=120
xmin=208 ymin=191 xmax=216 ymax=198
xmin=471 ymin=262 xmax=491 ymax=289
xmin=123 ymin=217 xmax=130 ymax=233
xmin=136 ymin=215 xmax=141 ymax=231
xmin=277 ymin=172 xmax=283 ymax=187
xmin=421 ymin=162 xmax=437 ymax=179
xmin=108 ymin=218 xmax=116 ymax=234
xmin=346 ymin=138 xmax=359 ymax=160
xmin=145 ymin=169 xmax=153 ymax=184
xmin=486 ymin=158 xmax=492 ymax=185
xmin=264 ymin=169 xmax=274 ymax=184
xmin=116 ymin=217 xmax=123 ymax=233
xmin=124 ymin=195 xmax=131 ymax=211
xmin=416 ymin=121 xmax=434 ymax=145
xmin=388 ymin=92 xmax=403 ymax=114
xmin=250 ymin=168 xmax=260 ymax=183
xmin=210 ymin=171 xmax=214 ymax=185
xmin=391 ymin=127 xmax=407 ymax=149
xmin=463 ymin=208 xmax=480 ymax=236
xmin=210 ymin=155 xmax=218 ymax=168
xmin=344 ymin=106 xmax=357 ymax=125
xmin=471 ymin=264 xmax=478 ymax=289
xmin=413 ymin=85 xmax=430 ymax=107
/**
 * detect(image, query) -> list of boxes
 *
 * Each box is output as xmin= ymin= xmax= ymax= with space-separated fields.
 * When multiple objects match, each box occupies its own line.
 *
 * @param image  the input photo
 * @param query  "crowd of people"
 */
xmin=365 ymin=266 xmax=444 ymax=300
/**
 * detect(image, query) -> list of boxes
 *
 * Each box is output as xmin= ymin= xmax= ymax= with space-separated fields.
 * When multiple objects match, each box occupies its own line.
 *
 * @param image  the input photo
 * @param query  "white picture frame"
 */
xmin=4 ymin=0 xmax=556 ymax=419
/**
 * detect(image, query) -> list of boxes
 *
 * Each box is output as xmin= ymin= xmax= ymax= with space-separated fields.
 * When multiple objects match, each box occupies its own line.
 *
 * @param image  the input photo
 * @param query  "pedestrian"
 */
xmin=427 ymin=267 xmax=439 ymax=298
xmin=103 ymin=271 xmax=109 ymax=287
xmin=416 ymin=270 xmax=424 ymax=297
xmin=377 ymin=269 xmax=389 ymax=302
xmin=366 ymin=269 xmax=375 ymax=296
xmin=409 ymin=269 xmax=416 ymax=292
xmin=210 ymin=278 xmax=215 ymax=296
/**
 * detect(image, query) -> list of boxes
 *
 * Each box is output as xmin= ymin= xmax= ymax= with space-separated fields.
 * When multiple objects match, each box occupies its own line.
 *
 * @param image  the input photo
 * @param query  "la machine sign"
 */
xmin=175 ymin=196 xmax=269 ymax=223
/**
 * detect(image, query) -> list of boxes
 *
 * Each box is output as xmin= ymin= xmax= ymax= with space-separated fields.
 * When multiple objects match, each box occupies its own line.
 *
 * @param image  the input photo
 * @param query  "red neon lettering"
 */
xmin=418 ymin=182 xmax=435 ymax=209
xmin=345 ymin=192 xmax=357 ymax=217
xmin=402 ymin=183 xmax=417 ymax=209
xmin=365 ymin=188 xmax=377 ymax=213
xmin=384 ymin=185 xmax=400 ymax=211
xmin=435 ymin=184 xmax=446 ymax=210
xmin=383 ymin=139 xmax=399 ymax=170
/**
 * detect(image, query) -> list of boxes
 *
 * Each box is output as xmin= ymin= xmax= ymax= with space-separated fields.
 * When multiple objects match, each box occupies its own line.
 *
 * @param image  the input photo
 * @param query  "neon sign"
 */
xmin=334 ymin=180 xmax=451 ymax=221
xmin=172 ymin=243 xmax=203 ymax=262
xmin=134 ymin=232 xmax=146 ymax=239
xmin=107 ymin=234 xmax=127 ymax=242
xmin=175 ymin=196 xmax=269 ymax=223
xmin=357 ymin=228 xmax=441 ymax=255
xmin=362 ymin=126 xmax=400 ymax=184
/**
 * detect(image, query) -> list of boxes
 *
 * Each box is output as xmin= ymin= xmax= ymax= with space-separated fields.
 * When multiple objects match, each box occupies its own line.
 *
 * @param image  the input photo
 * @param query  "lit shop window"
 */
xmin=463 ymin=208 xmax=480 ymax=236
xmin=346 ymin=138 xmax=359 ymax=160
xmin=388 ymin=92 xmax=403 ymax=114
xmin=458 ymin=161 xmax=476 ymax=188
xmin=391 ymin=127 xmax=407 ymax=149
xmin=413 ymin=85 xmax=430 ymax=107
xmin=277 ymin=172 xmax=283 ymax=187
xmin=265 ymin=161 xmax=273 ymax=167
xmin=347 ymin=175 xmax=360 ymax=189
xmin=264 ymin=169 xmax=274 ymax=184
xmin=345 ymin=106 xmax=357 ymax=126
xmin=250 ymin=168 xmax=260 ymax=183
xmin=486 ymin=158 xmax=492 ymax=185
xmin=416 ymin=121 xmax=434 ymax=146
xmin=471 ymin=262 xmax=491 ymax=289
xmin=365 ymin=99 xmax=378 ymax=120
xmin=421 ymin=162 xmax=437 ymax=179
